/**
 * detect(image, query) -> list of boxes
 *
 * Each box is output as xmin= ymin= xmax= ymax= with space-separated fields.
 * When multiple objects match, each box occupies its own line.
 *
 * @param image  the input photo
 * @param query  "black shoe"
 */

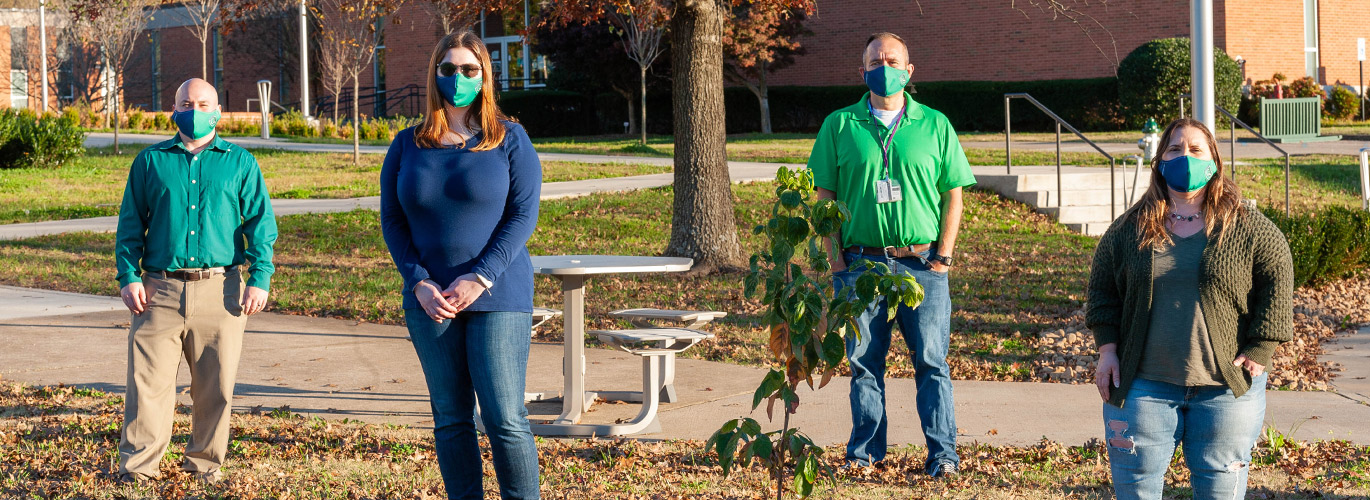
xmin=928 ymin=460 xmax=958 ymax=479
xmin=118 ymin=472 xmax=155 ymax=484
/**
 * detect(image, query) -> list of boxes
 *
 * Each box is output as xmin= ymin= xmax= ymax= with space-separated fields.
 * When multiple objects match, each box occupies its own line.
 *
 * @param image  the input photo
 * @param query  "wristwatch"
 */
xmin=928 ymin=254 xmax=954 ymax=268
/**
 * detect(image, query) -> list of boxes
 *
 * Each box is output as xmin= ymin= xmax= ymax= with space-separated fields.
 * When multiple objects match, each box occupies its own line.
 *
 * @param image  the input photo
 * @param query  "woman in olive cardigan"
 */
xmin=1087 ymin=118 xmax=1293 ymax=500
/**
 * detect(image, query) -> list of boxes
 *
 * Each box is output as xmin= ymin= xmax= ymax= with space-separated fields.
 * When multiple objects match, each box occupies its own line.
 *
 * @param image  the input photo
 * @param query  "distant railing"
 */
xmin=1004 ymin=93 xmax=1120 ymax=219
xmin=1178 ymin=95 xmax=1292 ymax=215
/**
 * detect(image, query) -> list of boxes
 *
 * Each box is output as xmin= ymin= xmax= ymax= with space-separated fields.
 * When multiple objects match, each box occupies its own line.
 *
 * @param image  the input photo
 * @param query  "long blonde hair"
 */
xmin=414 ymin=30 xmax=508 ymax=151
xmin=1124 ymin=118 xmax=1243 ymax=249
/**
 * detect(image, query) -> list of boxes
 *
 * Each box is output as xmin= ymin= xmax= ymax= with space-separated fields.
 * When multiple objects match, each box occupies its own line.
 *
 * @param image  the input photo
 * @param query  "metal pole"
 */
xmin=522 ymin=0 xmax=530 ymax=89
xmin=1284 ymin=153 xmax=1291 ymax=216
xmin=1360 ymin=149 xmax=1370 ymax=212
xmin=1004 ymin=96 xmax=1012 ymax=174
xmin=300 ymin=0 xmax=310 ymax=117
xmin=1110 ymin=158 xmax=1117 ymax=220
xmin=1056 ymin=121 xmax=1062 ymax=209
xmin=1191 ymin=0 xmax=1216 ymax=132
xmin=1230 ymin=119 xmax=1236 ymax=181
xmin=39 ymin=0 xmax=48 ymax=112
xmin=1179 ymin=96 xmax=1186 ymax=118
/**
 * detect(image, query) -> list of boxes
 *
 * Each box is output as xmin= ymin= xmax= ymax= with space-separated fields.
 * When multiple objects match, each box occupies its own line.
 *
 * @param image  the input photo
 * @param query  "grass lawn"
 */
xmin=0 ymin=182 xmax=1093 ymax=381
xmin=1233 ymin=154 xmax=1366 ymax=211
xmin=0 ymin=148 xmax=668 ymax=224
xmin=3 ymin=383 xmax=1366 ymax=499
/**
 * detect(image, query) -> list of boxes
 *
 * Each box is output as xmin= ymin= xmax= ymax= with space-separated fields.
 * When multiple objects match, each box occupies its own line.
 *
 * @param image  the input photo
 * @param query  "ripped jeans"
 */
xmin=1103 ymin=373 xmax=1266 ymax=500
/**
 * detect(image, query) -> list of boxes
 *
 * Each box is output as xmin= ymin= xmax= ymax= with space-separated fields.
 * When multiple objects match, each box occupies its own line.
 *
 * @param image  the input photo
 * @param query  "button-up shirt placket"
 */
xmin=187 ymin=147 xmax=202 ymax=268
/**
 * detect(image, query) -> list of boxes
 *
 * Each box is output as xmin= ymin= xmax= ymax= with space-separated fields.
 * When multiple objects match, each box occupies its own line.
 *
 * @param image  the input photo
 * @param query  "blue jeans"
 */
xmin=834 ymin=249 xmax=957 ymax=472
xmin=1103 ymin=373 xmax=1267 ymax=500
xmin=405 ymin=309 xmax=540 ymax=500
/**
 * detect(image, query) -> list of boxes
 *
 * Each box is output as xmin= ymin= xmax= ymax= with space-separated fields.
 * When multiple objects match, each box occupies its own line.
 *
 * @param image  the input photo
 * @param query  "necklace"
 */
xmin=1169 ymin=210 xmax=1203 ymax=222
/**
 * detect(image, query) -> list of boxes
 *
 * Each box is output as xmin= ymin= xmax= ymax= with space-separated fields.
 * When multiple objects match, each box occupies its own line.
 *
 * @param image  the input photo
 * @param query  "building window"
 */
xmin=11 ymin=27 xmax=27 ymax=109
xmin=213 ymin=31 xmax=224 ymax=104
xmin=1304 ymin=0 xmax=1319 ymax=80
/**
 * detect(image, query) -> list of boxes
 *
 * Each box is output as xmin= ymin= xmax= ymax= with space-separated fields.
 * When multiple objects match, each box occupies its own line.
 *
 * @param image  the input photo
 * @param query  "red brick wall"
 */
xmin=1223 ymin=0 xmax=1304 ymax=85
xmin=1316 ymin=0 xmax=1370 ymax=88
xmin=766 ymin=0 xmax=1192 ymax=86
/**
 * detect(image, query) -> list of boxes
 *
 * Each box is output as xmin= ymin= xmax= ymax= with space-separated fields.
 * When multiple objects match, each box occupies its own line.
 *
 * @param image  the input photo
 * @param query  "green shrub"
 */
xmin=499 ymin=90 xmax=600 ymax=137
xmin=1117 ymin=37 xmax=1242 ymax=128
xmin=1262 ymin=206 xmax=1370 ymax=288
xmin=126 ymin=110 xmax=144 ymax=130
xmin=1285 ymin=77 xmax=1325 ymax=99
xmin=1325 ymin=85 xmax=1359 ymax=120
xmin=152 ymin=112 xmax=172 ymax=131
xmin=0 ymin=109 xmax=86 ymax=169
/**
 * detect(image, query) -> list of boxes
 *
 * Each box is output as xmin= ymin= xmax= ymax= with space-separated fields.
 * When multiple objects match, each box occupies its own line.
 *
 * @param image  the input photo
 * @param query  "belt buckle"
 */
xmin=881 ymin=246 xmax=893 ymax=260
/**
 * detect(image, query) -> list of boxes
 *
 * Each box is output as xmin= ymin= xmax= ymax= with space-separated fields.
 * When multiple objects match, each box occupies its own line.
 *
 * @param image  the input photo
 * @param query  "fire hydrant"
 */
xmin=1137 ymin=117 xmax=1160 ymax=162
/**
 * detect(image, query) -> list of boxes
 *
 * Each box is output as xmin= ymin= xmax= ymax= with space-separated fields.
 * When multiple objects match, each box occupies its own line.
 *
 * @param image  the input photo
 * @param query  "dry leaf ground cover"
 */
xmin=0 ymin=147 xmax=667 ymax=224
xmin=3 ymin=383 xmax=1368 ymax=500
xmin=0 ymin=179 xmax=1364 ymax=389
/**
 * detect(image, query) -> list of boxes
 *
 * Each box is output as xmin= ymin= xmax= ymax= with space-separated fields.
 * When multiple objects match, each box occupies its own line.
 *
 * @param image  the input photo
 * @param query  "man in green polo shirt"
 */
xmin=808 ymin=32 xmax=976 ymax=478
xmin=114 ymin=78 xmax=277 ymax=484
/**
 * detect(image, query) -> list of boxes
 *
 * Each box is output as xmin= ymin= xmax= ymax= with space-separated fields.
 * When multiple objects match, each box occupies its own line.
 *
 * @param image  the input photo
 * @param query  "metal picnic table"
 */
xmin=528 ymin=255 xmax=693 ymax=437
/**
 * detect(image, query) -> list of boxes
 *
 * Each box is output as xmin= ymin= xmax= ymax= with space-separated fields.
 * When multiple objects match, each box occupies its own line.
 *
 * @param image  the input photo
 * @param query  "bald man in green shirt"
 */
xmin=113 ymin=78 xmax=277 ymax=484
xmin=808 ymin=32 xmax=976 ymax=478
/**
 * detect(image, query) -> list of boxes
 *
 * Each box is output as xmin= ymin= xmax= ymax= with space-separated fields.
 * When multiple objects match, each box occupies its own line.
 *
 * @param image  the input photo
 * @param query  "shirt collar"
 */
xmin=160 ymin=132 xmax=231 ymax=153
xmin=855 ymin=91 xmax=925 ymax=123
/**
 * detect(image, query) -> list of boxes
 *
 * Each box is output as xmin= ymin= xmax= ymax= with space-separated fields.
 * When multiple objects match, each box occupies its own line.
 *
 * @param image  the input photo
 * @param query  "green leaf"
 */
xmin=821 ymin=331 xmax=844 ymax=366
xmin=752 ymin=433 xmax=774 ymax=465
xmin=740 ymin=417 xmax=762 ymax=437
xmin=743 ymin=273 xmax=759 ymax=299
xmin=779 ymin=190 xmax=802 ymax=209
xmin=752 ymin=370 xmax=785 ymax=410
xmin=719 ymin=430 xmax=741 ymax=476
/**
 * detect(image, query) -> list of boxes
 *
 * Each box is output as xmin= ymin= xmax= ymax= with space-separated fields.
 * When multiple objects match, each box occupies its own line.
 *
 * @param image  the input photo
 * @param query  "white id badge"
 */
xmin=875 ymin=179 xmax=903 ymax=203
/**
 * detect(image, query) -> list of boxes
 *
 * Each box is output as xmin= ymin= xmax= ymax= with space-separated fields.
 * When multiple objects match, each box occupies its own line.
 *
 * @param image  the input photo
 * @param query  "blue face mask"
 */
xmin=1157 ymin=155 xmax=1218 ymax=192
xmin=863 ymin=65 xmax=910 ymax=98
xmin=436 ymin=73 xmax=482 ymax=108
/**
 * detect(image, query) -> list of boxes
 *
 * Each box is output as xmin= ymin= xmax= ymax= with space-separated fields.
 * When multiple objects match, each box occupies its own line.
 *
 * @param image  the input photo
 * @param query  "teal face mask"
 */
xmin=1157 ymin=155 xmax=1218 ymax=192
xmin=171 ymin=109 xmax=221 ymax=140
xmin=863 ymin=65 xmax=910 ymax=98
xmin=437 ymin=73 xmax=482 ymax=108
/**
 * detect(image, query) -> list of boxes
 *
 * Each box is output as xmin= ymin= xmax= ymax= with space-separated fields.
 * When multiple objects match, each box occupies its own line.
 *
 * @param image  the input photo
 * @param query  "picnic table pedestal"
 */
xmin=528 ymin=255 xmax=693 ymax=437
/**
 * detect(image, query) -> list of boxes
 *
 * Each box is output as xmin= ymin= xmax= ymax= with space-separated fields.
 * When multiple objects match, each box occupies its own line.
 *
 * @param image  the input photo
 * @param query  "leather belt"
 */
xmin=845 ymin=243 xmax=932 ymax=259
xmin=150 ymin=267 xmax=226 ymax=281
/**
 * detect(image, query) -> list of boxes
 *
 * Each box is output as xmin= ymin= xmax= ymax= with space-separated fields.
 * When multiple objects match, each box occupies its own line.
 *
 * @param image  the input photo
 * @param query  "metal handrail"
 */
xmin=1359 ymin=148 xmax=1370 ymax=212
xmin=1004 ymin=93 xmax=1120 ymax=219
xmin=1178 ymin=94 xmax=1292 ymax=215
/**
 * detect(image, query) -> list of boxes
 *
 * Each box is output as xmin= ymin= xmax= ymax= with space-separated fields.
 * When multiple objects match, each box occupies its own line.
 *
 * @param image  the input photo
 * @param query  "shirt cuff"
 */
xmin=246 ymin=272 xmax=272 ymax=292
xmin=117 ymin=271 xmax=143 ymax=289
xmin=473 ymin=273 xmax=494 ymax=290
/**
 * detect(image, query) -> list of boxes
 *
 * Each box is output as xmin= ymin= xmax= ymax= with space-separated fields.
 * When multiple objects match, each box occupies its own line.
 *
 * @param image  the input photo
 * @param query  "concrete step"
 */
xmin=1008 ymin=186 xmax=1149 ymax=208
xmin=1037 ymin=205 xmax=1131 ymax=224
xmin=1063 ymin=222 xmax=1115 ymax=236
xmin=976 ymin=169 xmax=1151 ymax=192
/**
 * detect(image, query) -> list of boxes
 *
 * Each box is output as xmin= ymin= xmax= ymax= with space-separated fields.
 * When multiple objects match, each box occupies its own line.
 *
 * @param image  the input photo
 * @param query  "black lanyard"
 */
xmin=868 ymin=101 xmax=905 ymax=181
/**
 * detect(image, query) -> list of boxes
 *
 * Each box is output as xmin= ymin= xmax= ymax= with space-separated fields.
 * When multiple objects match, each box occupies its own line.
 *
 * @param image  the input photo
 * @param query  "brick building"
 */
xmin=2 ymin=0 xmax=1368 ymax=116
xmin=768 ymin=0 xmax=1370 ymax=89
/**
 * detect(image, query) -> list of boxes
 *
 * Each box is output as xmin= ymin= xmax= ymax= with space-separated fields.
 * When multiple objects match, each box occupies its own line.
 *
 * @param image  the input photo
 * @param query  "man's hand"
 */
xmin=120 ymin=283 xmax=147 ymax=315
xmin=442 ymin=274 xmax=488 ymax=313
xmin=1094 ymin=343 xmax=1120 ymax=402
xmin=415 ymin=280 xmax=457 ymax=322
xmin=241 ymin=286 xmax=269 ymax=315
xmin=1233 ymin=354 xmax=1265 ymax=377
xmin=929 ymin=261 xmax=950 ymax=274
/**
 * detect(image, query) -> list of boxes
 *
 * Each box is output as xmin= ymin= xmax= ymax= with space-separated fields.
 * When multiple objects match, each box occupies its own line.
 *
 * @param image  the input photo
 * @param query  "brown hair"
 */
xmin=1124 ymin=118 xmax=1244 ymax=249
xmin=863 ymin=32 xmax=908 ymax=64
xmin=414 ymin=30 xmax=509 ymax=151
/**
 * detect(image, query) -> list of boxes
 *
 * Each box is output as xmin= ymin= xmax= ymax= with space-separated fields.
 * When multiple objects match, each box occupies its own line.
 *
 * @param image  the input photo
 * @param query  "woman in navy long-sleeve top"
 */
xmin=380 ymin=30 xmax=542 ymax=500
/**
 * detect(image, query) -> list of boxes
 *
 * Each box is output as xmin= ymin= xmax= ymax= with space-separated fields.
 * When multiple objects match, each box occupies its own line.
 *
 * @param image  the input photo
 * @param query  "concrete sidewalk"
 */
xmin=2 ymin=286 xmax=1366 ymax=447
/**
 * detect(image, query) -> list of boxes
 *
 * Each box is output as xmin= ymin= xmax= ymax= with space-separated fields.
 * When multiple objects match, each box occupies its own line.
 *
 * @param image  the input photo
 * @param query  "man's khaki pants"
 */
xmin=118 ymin=268 xmax=247 ymax=477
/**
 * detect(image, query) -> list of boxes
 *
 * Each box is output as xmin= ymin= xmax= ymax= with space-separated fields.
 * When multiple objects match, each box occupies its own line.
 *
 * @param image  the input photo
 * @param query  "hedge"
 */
xmin=0 ymin=109 xmax=85 ymax=169
xmin=1117 ymin=37 xmax=1242 ymax=129
xmin=1262 ymin=206 xmax=1370 ymax=288
xmin=498 ymin=90 xmax=600 ymax=137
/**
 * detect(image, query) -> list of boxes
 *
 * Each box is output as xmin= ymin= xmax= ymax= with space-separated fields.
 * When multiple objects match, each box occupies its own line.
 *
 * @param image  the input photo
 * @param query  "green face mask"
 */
xmin=172 ymin=109 xmax=221 ymax=140
xmin=437 ymin=73 xmax=482 ymax=108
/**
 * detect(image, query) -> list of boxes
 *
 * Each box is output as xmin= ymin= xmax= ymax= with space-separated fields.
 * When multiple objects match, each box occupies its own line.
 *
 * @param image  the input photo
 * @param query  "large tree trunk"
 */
xmin=665 ymin=0 xmax=742 ymax=273
xmin=351 ymin=76 xmax=360 ymax=165
xmin=112 ymin=72 xmax=121 ymax=155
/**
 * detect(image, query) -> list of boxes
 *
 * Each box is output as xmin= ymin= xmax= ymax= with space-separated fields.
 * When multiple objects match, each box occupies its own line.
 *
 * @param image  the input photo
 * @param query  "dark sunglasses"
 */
xmin=437 ymin=62 xmax=482 ymax=78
